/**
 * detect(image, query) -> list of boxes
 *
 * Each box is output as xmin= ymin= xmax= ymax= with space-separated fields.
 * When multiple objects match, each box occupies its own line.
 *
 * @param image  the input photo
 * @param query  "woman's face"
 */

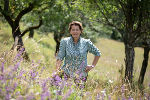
xmin=70 ymin=25 xmax=81 ymax=39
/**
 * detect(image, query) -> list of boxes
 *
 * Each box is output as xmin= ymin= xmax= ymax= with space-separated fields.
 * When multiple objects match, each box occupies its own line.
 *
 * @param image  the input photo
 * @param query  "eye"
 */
xmin=71 ymin=29 xmax=75 ymax=31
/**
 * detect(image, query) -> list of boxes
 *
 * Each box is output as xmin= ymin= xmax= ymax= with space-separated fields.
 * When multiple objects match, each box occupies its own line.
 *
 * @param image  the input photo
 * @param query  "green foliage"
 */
xmin=8 ymin=0 xmax=118 ymax=43
xmin=111 ymin=29 xmax=121 ymax=41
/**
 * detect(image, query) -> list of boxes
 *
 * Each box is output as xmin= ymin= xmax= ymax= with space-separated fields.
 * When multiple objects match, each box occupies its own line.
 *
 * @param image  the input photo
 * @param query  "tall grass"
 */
xmin=0 ymin=21 xmax=150 ymax=99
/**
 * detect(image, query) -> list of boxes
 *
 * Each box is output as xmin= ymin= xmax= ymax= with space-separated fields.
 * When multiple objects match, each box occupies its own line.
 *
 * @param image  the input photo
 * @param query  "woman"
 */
xmin=56 ymin=21 xmax=101 ymax=82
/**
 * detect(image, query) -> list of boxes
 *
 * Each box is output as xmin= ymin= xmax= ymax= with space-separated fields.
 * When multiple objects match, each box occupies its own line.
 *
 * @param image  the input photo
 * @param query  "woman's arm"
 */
xmin=92 ymin=56 xmax=100 ymax=67
xmin=85 ymin=56 xmax=100 ymax=72
xmin=55 ymin=39 xmax=66 ymax=71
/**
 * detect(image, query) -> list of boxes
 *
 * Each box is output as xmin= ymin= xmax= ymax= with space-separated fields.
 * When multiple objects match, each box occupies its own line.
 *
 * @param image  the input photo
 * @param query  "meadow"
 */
xmin=0 ymin=21 xmax=150 ymax=100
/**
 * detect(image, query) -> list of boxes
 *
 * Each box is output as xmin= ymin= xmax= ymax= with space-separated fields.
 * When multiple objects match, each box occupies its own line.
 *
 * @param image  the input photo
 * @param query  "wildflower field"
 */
xmin=0 ymin=22 xmax=150 ymax=100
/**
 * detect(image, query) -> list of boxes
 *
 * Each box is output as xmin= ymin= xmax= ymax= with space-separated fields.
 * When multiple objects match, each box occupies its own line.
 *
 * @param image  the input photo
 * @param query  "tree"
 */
xmin=137 ymin=22 xmax=150 ymax=85
xmin=0 ymin=0 xmax=54 ymax=59
xmin=85 ymin=0 xmax=150 ymax=82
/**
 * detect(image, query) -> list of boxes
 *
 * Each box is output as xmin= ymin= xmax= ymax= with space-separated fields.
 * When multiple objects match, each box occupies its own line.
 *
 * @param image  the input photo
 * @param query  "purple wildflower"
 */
xmin=1 ymin=62 xmax=4 ymax=73
xmin=79 ymin=61 xmax=85 ymax=69
xmin=18 ymin=70 xmax=25 ymax=78
xmin=15 ymin=91 xmax=20 ymax=96
xmin=31 ymin=60 xmax=35 ymax=66
xmin=64 ymin=73 xmax=68 ymax=81
xmin=0 ymin=74 xmax=4 ymax=80
xmin=30 ymin=70 xmax=38 ymax=80
xmin=5 ymin=86 xmax=11 ymax=92
xmin=128 ymin=97 xmax=133 ymax=100
xmin=60 ymin=80 xmax=65 ymax=90
xmin=96 ymin=93 xmax=100 ymax=100
xmin=5 ymin=86 xmax=11 ymax=100
xmin=51 ymin=75 xmax=62 ymax=86
xmin=7 ymin=70 xmax=15 ymax=79
xmin=55 ymin=78 xmax=62 ymax=86
xmin=66 ymin=81 xmax=73 ymax=87
xmin=12 ymin=62 xmax=20 ymax=71
xmin=122 ymin=96 xmax=126 ymax=100
xmin=102 ymin=93 xmax=104 ymax=100
xmin=101 ymin=89 xmax=106 ymax=100
xmin=5 ymin=92 xmax=11 ymax=100
xmin=144 ymin=93 xmax=149 ymax=99
xmin=79 ymin=73 xmax=83 ymax=79
xmin=79 ymin=84 xmax=85 ymax=89
xmin=121 ymin=85 xmax=125 ymax=93
xmin=55 ymin=75 xmax=61 ymax=81
xmin=41 ymin=80 xmax=48 ymax=92
xmin=62 ymin=89 xmax=72 ymax=100
xmin=38 ymin=59 xmax=41 ymax=64
xmin=40 ymin=66 xmax=45 ymax=74
xmin=148 ymin=96 xmax=150 ymax=100
xmin=26 ymin=94 xmax=35 ymax=100
xmin=14 ymin=53 xmax=21 ymax=61
xmin=41 ymin=91 xmax=50 ymax=100
xmin=108 ymin=95 xmax=111 ymax=100
xmin=14 ymin=47 xmax=24 ymax=61
xmin=56 ymin=90 xmax=62 ymax=95
xmin=74 ymin=78 xmax=80 ymax=86
xmin=42 ymin=80 xmax=47 ymax=88
xmin=17 ymin=96 xmax=24 ymax=100
xmin=12 ymin=82 xmax=18 ymax=91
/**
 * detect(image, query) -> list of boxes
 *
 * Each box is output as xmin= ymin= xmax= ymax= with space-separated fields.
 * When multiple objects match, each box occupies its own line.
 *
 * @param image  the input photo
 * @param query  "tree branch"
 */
xmin=93 ymin=0 xmax=125 ymax=37
xmin=134 ymin=1 xmax=149 ymax=42
xmin=20 ymin=16 xmax=42 ymax=37
xmin=94 ymin=0 xmax=116 ymax=27
xmin=4 ymin=0 xmax=9 ymax=11
xmin=15 ymin=3 xmax=34 ymax=23
xmin=117 ymin=0 xmax=127 ymax=18
xmin=0 ymin=5 xmax=13 ymax=27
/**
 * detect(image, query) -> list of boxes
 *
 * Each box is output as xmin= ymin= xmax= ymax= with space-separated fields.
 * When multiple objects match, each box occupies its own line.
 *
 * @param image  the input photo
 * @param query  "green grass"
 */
xmin=92 ymin=38 xmax=150 ymax=86
xmin=0 ymin=21 xmax=150 ymax=99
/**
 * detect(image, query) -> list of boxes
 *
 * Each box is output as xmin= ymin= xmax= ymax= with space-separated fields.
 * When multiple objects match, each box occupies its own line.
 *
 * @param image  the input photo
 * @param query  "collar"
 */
xmin=70 ymin=36 xmax=81 ymax=44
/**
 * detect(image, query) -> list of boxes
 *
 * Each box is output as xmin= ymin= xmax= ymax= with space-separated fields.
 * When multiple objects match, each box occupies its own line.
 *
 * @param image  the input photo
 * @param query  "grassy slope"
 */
xmin=88 ymin=37 xmax=150 ymax=85
xmin=0 ymin=21 xmax=150 ymax=98
xmin=0 ymin=21 xmax=150 ymax=85
xmin=93 ymin=38 xmax=150 ymax=86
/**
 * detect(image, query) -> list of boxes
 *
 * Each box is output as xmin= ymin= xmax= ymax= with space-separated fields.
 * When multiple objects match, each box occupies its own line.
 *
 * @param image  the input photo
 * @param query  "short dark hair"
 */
xmin=68 ymin=21 xmax=83 ymax=32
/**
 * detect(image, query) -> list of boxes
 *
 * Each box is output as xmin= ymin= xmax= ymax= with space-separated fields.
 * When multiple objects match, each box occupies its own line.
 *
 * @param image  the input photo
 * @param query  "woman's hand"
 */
xmin=56 ymin=59 xmax=62 ymax=70
xmin=85 ymin=56 xmax=100 ymax=73
xmin=85 ymin=65 xmax=94 ymax=73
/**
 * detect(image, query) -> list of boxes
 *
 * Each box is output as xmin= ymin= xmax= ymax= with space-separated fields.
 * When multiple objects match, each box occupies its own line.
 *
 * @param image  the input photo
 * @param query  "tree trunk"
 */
xmin=12 ymin=25 xmax=23 ymax=50
xmin=124 ymin=44 xmax=135 ymax=82
xmin=54 ymin=33 xmax=61 ymax=56
xmin=12 ymin=35 xmax=24 ymax=51
xmin=11 ymin=26 xmax=29 ymax=60
xmin=29 ymin=29 xmax=34 ymax=38
xmin=138 ymin=47 xmax=149 ymax=84
xmin=55 ymin=41 xmax=60 ymax=56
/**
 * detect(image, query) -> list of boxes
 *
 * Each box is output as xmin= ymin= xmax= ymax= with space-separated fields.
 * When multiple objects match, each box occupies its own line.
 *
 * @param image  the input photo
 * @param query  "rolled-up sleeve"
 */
xmin=56 ymin=39 xmax=66 ymax=60
xmin=87 ymin=39 xmax=101 ymax=56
